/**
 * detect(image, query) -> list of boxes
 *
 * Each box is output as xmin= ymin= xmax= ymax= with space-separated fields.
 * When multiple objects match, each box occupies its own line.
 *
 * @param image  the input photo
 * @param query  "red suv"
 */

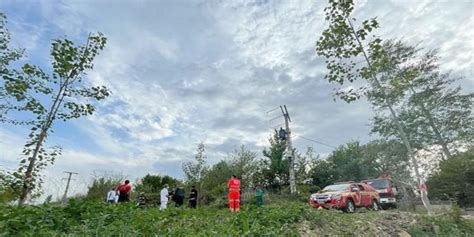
xmin=362 ymin=178 xmax=397 ymax=209
xmin=308 ymin=182 xmax=380 ymax=213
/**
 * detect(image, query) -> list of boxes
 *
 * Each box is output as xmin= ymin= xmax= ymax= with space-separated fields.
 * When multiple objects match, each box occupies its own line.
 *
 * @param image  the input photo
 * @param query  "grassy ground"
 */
xmin=1 ymin=198 xmax=473 ymax=236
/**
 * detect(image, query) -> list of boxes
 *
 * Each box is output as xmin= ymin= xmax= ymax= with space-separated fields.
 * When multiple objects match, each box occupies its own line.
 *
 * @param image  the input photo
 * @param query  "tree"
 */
xmin=182 ymin=143 xmax=208 ymax=191
xmin=227 ymin=145 xmax=258 ymax=188
xmin=363 ymin=139 xmax=410 ymax=182
xmin=295 ymin=147 xmax=319 ymax=184
xmin=309 ymin=140 xmax=409 ymax=189
xmin=328 ymin=141 xmax=379 ymax=182
xmin=86 ymin=176 xmax=122 ymax=201
xmin=260 ymin=131 xmax=289 ymax=190
xmin=200 ymin=161 xmax=233 ymax=204
xmin=135 ymin=174 xmax=181 ymax=194
xmin=0 ymin=13 xmax=111 ymax=204
xmin=315 ymin=0 xmax=432 ymax=212
xmin=427 ymin=148 xmax=474 ymax=207
xmin=309 ymin=159 xmax=335 ymax=189
xmin=0 ymin=13 xmax=24 ymax=122
xmin=0 ymin=169 xmax=22 ymax=203
xmin=370 ymin=41 xmax=473 ymax=158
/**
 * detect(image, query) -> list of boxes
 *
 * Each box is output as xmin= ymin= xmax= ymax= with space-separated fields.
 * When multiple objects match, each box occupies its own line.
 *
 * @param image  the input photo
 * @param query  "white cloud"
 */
xmin=0 ymin=0 xmax=472 ymax=201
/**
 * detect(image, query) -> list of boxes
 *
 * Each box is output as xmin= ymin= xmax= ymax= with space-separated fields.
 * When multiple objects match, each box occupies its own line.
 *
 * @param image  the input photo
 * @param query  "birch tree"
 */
xmin=370 ymin=41 xmax=473 ymax=158
xmin=315 ymin=0 xmax=432 ymax=212
xmin=0 ymin=13 xmax=110 ymax=204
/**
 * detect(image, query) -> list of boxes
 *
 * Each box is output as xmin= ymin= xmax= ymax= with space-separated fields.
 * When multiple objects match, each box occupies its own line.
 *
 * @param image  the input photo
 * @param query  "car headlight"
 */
xmin=310 ymin=194 xmax=318 ymax=200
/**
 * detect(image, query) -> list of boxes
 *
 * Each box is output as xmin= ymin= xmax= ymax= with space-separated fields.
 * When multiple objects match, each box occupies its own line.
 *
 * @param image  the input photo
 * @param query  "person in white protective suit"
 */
xmin=160 ymin=184 xmax=170 ymax=210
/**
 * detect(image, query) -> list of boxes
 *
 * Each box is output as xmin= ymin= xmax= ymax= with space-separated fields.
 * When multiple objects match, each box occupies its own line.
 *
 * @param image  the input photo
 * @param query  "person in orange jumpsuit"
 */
xmin=228 ymin=175 xmax=241 ymax=212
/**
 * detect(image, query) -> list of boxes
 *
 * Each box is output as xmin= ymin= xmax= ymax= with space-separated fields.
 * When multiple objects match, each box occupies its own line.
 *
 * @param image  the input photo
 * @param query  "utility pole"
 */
xmin=280 ymin=105 xmax=296 ymax=194
xmin=62 ymin=171 xmax=78 ymax=203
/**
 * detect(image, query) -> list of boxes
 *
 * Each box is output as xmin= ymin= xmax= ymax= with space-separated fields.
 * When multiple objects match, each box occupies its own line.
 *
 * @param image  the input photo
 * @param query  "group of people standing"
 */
xmin=158 ymin=184 xmax=198 ymax=210
xmin=106 ymin=180 xmax=132 ymax=203
xmin=106 ymin=180 xmax=198 ymax=210
xmin=105 ymin=175 xmax=264 ymax=212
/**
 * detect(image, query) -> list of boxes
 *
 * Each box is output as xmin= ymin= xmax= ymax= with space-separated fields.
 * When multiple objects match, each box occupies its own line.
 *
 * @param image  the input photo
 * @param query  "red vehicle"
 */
xmin=308 ymin=182 xmax=380 ymax=213
xmin=362 ymin=177 xmax=398 ymax=209
xmin=362 ymin=176 xmax=415 ymax=209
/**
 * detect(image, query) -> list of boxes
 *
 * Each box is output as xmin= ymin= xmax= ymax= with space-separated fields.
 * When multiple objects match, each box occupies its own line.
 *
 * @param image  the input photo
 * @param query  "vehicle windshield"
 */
xmin=322 ymin=184 xmax=351 ymax=192
xmin=366 ymin=179 xmax=388 ymax=189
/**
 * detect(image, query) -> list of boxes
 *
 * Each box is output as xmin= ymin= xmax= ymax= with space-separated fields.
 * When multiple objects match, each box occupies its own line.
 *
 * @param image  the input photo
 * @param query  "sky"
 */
xmin=0 ymin=0 xmax=473 ymax=200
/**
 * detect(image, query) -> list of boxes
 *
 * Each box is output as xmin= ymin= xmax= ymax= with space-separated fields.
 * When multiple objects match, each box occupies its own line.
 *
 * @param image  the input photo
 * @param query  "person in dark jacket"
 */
xmin=188 ymin=186 xmax=198 ymax=208
xmin=174 ymin=187 xmax=185 ymax=207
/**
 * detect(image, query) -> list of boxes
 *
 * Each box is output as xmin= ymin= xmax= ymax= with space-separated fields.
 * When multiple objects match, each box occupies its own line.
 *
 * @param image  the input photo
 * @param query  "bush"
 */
xmin=0 ymin=170 xmax=22 ymax=204
xmin=408 ymin=208 xmax=474 ymax=236
xmin=86 ymin=176 xmax=122 ymax=200
xmin=427 ymin=149 xmax=474 ymax=207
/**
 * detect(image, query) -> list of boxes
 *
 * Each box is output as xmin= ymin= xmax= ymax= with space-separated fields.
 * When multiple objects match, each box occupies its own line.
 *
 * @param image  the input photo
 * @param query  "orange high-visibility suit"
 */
xmin=228 ymin=177 xmax=240 ymax=211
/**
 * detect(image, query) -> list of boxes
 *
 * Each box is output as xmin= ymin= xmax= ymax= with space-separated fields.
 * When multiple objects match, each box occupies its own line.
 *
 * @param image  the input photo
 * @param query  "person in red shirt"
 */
xmin=228 ymin=175 xmax=240 ymax=212
xmin=116 ymin=180 xmax=132 ymax=202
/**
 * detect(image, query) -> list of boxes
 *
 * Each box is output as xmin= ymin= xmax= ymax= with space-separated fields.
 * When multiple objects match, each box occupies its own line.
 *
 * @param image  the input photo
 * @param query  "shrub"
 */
xmin=427 ymin=149 xmax=474 ymax=207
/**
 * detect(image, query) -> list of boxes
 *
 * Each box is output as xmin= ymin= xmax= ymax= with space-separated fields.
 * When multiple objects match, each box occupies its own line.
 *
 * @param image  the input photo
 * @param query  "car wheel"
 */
xmin=370 ymin=199 xmax=379 ymax=211
xmin=343 ymin=199 xmax=355 ymax=213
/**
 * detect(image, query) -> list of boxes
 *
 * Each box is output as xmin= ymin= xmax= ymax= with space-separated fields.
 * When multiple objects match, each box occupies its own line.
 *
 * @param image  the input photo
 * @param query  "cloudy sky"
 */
xmin=0 ymin=0 xmax=472 ymax=199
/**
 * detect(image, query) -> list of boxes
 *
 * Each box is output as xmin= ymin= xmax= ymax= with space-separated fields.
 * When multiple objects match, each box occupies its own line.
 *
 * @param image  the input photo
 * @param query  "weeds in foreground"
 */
xmin=1 ymin=199 xmax=472 ymax=236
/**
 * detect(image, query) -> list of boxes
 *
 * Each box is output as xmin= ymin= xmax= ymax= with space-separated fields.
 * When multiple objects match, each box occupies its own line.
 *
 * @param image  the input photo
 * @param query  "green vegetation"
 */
xmin=86 ymin=176 xmax=123 ymax=201
xmin=308 ymin=140 xmax=411 ymax=188
xmin=1 ymin=198 xmax=472 ymax=236
xmin=427 ymin=148 xmax=474 ymax=207
xmin=0 ymin=13 xmax=111 ymax=204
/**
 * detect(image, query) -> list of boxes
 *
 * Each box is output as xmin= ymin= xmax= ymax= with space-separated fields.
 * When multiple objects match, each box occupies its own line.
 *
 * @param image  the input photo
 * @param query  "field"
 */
xmin=1 ymin=198 xmax=473 ymax=236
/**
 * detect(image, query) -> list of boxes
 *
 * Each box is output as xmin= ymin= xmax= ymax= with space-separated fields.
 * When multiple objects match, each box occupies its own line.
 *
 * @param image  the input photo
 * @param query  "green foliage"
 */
xmin=408 ymin=209 xmax=474 ymax=236
xmin=200 ymin=161 xmax=233 ymax=205
xmin=309 ymin=159 xmax=336 ymax=188
xmin=199 ymin=146 xmax=258 ymax=205
xmin=370 ymin=41 xmax=474 ymax=151
xmin=427 ymin=148 xmax=474 ymax=207
xmin=227 ymin=145 xmax=258 ymax=188
xmin=316 ymin=0 xmax=382 ymax=102
xmin=309 ymin=141 xmax=379 ymax=187
xmin=309 ymin=140 xmax=411 ymax=188
xmin=182 ymin=143 xmax=208 ymax=187
xmin=363 ymin=139 xmax=410 ymax=182
xmin=135 ymin=174 xmax=181 ymax=194
xmin=295 ymin=147 xmax=319 ymax=184
xmin=260 ymin=131 xmax=289 ymax=190
xmin=86 ymin=176 xmax=123 ymax=201
xmin=0 ymin=169 xmax=22 ymax=203
xmin=0 ymin=13 xmax=111 ymax=203
xmin=0 ymin=13 xmax=25 ymax=123
xmin=1 ymin=198 xmax=471 ymax=236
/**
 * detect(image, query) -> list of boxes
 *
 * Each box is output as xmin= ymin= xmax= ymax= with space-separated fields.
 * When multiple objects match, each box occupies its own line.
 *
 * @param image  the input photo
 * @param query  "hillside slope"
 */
xmin=1 ymin=200 xmax=473 ymax=236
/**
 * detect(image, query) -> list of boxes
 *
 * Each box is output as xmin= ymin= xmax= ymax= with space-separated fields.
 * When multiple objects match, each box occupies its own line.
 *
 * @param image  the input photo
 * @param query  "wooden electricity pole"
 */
xmin=62 ymin=171 xmax=78 ymax=203
xmin=281 ymin=105 xmax=296 ymax=194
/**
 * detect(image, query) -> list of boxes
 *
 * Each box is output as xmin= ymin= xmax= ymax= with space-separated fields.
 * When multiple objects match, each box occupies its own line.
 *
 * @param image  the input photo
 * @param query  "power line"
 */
xmin=296 ymin=135 xmax=338 ymax=149
xmin=265 ymin=106 xmax=281 ymax=114
xmin=268 ymin=114 xmax=284 ymax=121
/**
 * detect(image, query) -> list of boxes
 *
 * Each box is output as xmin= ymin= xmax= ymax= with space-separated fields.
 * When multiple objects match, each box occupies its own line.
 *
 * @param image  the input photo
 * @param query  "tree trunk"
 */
xmin=408 ymin=86 xmax=452 ymax=159
xmin=347 ymin=19 xmax=433 ymax=214
xmin=18 ymin=85 xmax=66 ymax=205
xmin=18 ymin=130 xmax=47 ymax=204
